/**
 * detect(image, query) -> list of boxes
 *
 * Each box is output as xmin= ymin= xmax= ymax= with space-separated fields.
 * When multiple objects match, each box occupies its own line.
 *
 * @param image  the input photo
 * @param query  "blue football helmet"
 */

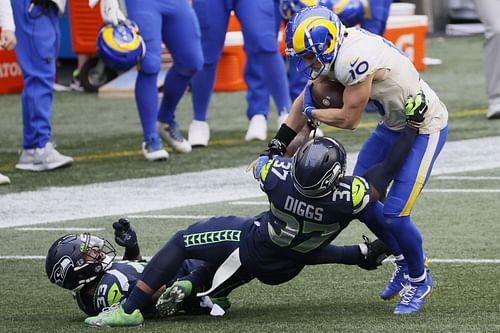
xmin=96 ymin=21 xmax=145 ymax=71
xmin=45 ymin=233 xmax=116 ymax=291
xmin=285 ymin=6 xmax=345 ymax=79
xmin=279 ymin=0 xmax=317 ymax=20
xmin=319 ymin=0 xmax=364 ymax=27
xmin=292 ymin=136 xmax=347 ymax=198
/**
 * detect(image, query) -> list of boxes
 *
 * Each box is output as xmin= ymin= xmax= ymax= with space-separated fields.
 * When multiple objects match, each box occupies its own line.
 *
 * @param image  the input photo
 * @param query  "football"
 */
xmin=311 ymin=76 xmax=345 ymax=109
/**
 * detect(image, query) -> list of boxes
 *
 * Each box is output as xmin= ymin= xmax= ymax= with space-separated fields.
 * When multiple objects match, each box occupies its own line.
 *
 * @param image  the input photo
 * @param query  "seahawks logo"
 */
xmin=50 ymin=256 xmax=74 ymax=287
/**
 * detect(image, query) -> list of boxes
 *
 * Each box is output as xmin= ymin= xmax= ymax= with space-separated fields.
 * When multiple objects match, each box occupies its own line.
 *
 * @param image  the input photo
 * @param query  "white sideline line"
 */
xmin=2 ymin=256 xmax=500 ymax=264
xmin=1 ymin=136 xmax=500 ymax=228
xmin=126 ymin=215 xmax=212 ymax=219
xmin=15 ymin=227 xmax=105 ymax=231
xmin=434 ymin=176 xmax=500 ymax=180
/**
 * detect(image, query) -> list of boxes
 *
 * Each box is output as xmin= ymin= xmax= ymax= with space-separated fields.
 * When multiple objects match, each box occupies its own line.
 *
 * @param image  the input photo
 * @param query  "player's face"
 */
xmin=302 ymin=53 xmax=322 ymax=72
xmin=83 ymin=246 xmax=106 ymax=263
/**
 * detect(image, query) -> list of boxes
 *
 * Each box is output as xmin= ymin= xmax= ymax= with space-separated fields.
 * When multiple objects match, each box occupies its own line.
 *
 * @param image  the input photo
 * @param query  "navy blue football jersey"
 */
xmin=74 ymin=261 xmax=145 ymax=316
xmin=257 ymin=156 xmax=371 ymax=254
xmin=74 ymin=259 xmax=205 ymax=316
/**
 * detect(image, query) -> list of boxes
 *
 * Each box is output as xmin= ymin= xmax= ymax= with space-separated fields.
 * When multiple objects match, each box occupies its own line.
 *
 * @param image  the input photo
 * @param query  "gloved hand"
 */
xmin=302 ymin=83 xmax=320 ymax=129
xmin=247 ymin=155 xmax=270 ymax=180
xmin=89 ymin=0 xmax=126 ymax=25
xmin=112 ymin=218 xmax=138 ymax=249
xmin=405 ymin=89 xmax=428 ymax=129
xmin=357 ymin=236 xmax=390 ymax=270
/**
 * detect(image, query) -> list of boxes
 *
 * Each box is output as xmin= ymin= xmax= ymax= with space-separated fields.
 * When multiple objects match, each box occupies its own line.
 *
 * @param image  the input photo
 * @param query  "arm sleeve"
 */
xmin=362 ymin=125 xmax=418 ymax=196
xmin=0 ymin=0 xmax=15 ymax=32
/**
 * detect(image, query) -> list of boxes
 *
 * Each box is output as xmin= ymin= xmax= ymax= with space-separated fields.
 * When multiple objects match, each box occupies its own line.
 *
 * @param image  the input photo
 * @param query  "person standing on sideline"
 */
xmin=0 ymin=0 xmax=16 ymax=183
xmin=473 ymin=0 xmax=500 ymax=119
xmin=12 ymin=0 xmax=74 ymax=172
xmin=187 ymin=0 xmax=291 ymax=147
xmin=91 ymin=0 xmax=204 ymax=160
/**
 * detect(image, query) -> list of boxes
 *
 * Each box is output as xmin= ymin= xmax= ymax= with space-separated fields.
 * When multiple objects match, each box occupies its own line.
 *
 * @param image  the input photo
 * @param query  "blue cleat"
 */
xmin=393 ymin=271 xmax=433 ymax=315
xmin=380 ymin=261 xmax=408 ymax=300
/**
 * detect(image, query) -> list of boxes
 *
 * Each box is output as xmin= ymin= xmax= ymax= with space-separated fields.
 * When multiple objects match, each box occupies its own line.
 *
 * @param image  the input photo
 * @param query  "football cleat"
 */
xmin=157 ymin=121 xmax=192 ymax=153
xmin=84 ymin=303 xmax=144 ymax=328
xmin=16 ymin=143 xmax=73 ymax=172
xmin=245 ymin=114 xmax=267 ymax=142
xmin=393 ymin=270 xmax=433 ymax=315
xmin=156 ymin=280 xmax=192 ymax=317
xmin=0 ymin=173 xmax=10 ymax=185
xmin=188 ymin=120 xmax=210 ymax=147
xmin=380 ymin=260 xmax=408 ymax=300
xmin=142 ymin=133 xmax=168 ymax=161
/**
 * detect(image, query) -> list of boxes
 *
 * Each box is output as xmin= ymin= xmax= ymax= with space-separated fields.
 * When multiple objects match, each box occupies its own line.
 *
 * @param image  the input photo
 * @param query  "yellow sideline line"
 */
xmin=0 ymin=108 xmax=489 ymax=170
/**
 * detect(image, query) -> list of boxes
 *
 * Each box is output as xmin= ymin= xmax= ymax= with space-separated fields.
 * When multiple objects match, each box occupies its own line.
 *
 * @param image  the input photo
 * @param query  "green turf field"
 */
xmin=1 ymin=35 xmax=500 ymax=332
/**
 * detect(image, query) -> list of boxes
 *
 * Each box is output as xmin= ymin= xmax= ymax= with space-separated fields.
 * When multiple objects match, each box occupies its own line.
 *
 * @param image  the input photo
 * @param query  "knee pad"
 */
xmin=383 ymin=195 xmax=409 ymax=217
xmin=139 ymin=52 xmax=162 ymax=74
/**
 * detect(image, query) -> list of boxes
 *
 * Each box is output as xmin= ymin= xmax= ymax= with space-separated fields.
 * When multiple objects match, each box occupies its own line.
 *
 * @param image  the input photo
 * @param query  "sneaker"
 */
xmin=380 ymin=260 xmax=408 ymax=300
xmin=156 ymin=280 xmax=192 ymax=317
xmin=157 ymin=121 xmax=192 ymax=153
xmin=188 ymin=120 xmax=210 ymax=147
xmin=277 ymin=112 xmax=288 ymax=130
xmin=486 ymin=108 xmax=500 ymax=119
xmin=69 ymin=70 xmax=84 ymax=92
xmin=16 ymin=143 xmax=73 ymax=172
xmin=142 ymin=134 xmax=168 ymax=161
xmin=245 ymin=114 xmax=267 ymax=141
xmin=393 ymin=270 xmax=433 ymax=315
xmin=84 ymin=303 xmax=144 ymax=328
xmin=0 ymin=173 xmax=10 ymax=185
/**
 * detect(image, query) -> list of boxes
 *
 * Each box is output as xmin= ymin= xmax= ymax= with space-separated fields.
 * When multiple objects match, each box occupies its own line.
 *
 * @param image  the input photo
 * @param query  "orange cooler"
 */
xmin=384 ymin=15 xmax=428 ymax=71
xmin=0 ymin=28 xmax=23 ymax=95
xmin=68 ymin=1 xmax=103 ymax=54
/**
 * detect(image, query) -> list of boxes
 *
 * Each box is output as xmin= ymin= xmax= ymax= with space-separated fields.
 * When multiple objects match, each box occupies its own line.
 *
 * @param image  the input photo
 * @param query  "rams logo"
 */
xmin=50 ymin=256 xmax=73 ymax=287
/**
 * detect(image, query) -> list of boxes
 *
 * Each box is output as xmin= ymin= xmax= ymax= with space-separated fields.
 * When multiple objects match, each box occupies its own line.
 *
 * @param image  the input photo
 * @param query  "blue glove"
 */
xmin=302 ymin=83 xmax=319 ymax=128
xmin=112 ymin=218 xmax=137 ymax=249
xmin=247 ymin=155 xmax=270 ymax=180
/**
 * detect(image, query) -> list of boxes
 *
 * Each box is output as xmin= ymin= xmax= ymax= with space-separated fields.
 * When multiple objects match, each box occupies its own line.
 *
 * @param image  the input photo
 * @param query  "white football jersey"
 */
xmin=326 ymin=27 xmax=448 ymax=134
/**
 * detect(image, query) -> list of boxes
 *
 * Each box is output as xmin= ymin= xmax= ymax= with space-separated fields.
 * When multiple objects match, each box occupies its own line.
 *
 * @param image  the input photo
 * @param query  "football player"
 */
xmin=244 ymin=0 xmax=393 ymax=138
xmin=45 ymin=219 xmax=222 ymax=317
xmin=82 ymin=116 xmax=428 ymax=327
xmin=260 ymin=6 xmax=448 ymax=315
xmin=90 ymin=0 xmax=204 ymax=159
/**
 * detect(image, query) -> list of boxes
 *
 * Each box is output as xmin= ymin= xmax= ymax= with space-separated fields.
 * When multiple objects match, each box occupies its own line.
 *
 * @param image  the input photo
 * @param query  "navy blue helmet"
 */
xmin=292 ymin=136 xmax=347 ymax=198
xmin=45 ymin=233 xmax=116 ymax=291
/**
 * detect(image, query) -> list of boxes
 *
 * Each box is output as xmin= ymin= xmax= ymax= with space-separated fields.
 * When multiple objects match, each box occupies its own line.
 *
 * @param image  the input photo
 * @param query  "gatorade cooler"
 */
xmin=68 ymin=1 xmax=103 ymax=54
xmin=384 ymin=15 xmax=428 ymax=71
xmin=0 ymin=28 xmax=23 ymax=94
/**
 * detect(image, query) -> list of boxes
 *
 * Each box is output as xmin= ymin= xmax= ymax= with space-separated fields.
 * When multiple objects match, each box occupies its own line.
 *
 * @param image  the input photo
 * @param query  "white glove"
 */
xmin=89 ymin=0 xmax=126 ymax=25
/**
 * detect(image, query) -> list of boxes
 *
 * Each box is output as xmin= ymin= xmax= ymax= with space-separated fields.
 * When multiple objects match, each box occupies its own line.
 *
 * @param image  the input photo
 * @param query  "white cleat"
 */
xmin=0 ymin=173 xmax=10 ymax=185
xmin=157 ymin=121 xmax=192 ymax=153
xmin=245 ymin=114 xmax=267 ymax=142
xmin=188 ymin=120 xmax=210 ymax=147
xmin=16 ymin=142 xmax=73 ymax=171
xmin=142 ymin=142 xmax=169 ymax=161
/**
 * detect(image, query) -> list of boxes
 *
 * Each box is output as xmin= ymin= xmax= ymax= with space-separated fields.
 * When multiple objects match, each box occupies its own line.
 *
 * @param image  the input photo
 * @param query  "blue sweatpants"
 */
xmin=12 ymin=0 xmax=59 ymax=149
